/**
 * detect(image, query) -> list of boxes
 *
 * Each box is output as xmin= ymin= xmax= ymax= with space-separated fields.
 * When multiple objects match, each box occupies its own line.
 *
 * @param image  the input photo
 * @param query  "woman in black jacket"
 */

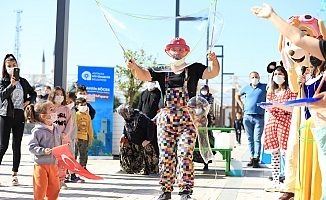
xmin=117 ymin=103 xmax=159 ymax=175
xmin=0 ymin=54 xmax=36 ymax=186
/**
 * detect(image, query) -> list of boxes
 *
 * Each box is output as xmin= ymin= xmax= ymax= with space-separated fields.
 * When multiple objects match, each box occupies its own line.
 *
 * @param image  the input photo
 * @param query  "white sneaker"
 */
xmin=12 ymin=176 xmax=19 ymax=186
xmin=265 ymin=182 xmax=280 ymax=192
xmin=60 ymin=180 xmax=68 ymax=190
xmin=279 ymin=183 xmax=285 ymax=193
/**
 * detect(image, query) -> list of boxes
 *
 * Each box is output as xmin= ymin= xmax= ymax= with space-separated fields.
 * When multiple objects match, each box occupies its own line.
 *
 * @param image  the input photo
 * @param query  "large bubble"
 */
xmin=187 ymin=96 xmax=214 ymax=164
xmin=96 ymin=0 xmax=224 ymax=71
xmin=318 ymin=0 xmax=326 ymax=22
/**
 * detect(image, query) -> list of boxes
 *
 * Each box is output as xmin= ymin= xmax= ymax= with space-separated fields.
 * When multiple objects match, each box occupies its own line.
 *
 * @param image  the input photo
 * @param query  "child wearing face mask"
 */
xmin=260 ymin=66 xmax=298 ymax=192
xmin=193 ymin=85 xmax=216 ymax=170
xmin=75 ymin=85 xmax=96 ymax=120
xmin=75 ymin=97 xmax=94 ymax=170
xmin=26 ymin=100 xmax=62 ymax=200
xmin=48 ymin=86 xmax=72 ymax=190
xmin=34 ymin=85 xmax=44 ymax=103
xmin=65 ymin=92 xmax=85 ymax=183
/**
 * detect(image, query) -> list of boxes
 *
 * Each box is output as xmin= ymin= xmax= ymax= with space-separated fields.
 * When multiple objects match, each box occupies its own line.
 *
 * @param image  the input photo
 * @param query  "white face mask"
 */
xmin=78 ymin=105 xmax=88 ymax=113
xmin=147 ymin=82 xmax=156 ymax=90
xmin=201 ymin=91 xmax=208 ymax=96
xmin=54 ymin=96 xmax=64 ymax=104
xmin=273 ymin=75 xmax=285 ymax=85
xmin=170 ymin=57 xmax=185 ymax=67
xmin=76 ymin=94 xmax=87 ymax=100
xmin=66 ymin=102 xmax=75 ymax=110
xmin=46 ymin=113 xmax=57 ymax=123
xmin=194 ymin=108 xmax=203 ymax=115
xmin=251 ymin=78 xmax=260 ymax=85
xmin=36 ymin=91 xmax=42 ymax=96
xmin=6 ymin=67 xmax=15 ymax=76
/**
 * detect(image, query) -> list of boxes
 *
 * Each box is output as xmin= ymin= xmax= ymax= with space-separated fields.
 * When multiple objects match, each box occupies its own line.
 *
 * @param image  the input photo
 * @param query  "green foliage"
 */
xmin=131 ymin=90 xmax=141 ymax=108
xmin=115 ymin=49 xmax=156 ymax=105
xmin=114 ymin=96 xmax=122 ymax=110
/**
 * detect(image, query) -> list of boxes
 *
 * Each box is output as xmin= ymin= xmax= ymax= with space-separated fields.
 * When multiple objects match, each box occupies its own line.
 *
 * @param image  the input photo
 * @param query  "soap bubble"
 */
xmin=187 ymin=96 xmax=214 ymax=164
xmin=96 ymin=0 xmax=224 ymax=71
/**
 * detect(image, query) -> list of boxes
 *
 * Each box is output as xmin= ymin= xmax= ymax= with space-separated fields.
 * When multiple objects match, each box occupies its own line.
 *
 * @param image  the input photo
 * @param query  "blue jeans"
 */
xmin=280 ymin=154 xmax=285 ymax=177
xmin=243 ymin=114 xmax=264 ymax=159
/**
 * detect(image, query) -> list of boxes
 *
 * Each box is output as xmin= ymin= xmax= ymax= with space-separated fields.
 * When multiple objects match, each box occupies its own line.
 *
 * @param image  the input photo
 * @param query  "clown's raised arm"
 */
xmin=252 ymin=3 xmax=326 ymax=61
xmin=126 ymin=38 xmax=220 ymax=81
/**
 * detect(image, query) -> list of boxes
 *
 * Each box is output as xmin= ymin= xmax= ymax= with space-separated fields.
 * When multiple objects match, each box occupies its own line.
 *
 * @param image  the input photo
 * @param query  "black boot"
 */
xmin=247 ymin=158 xmax=254 ymax=167
xmin=252 ymin=158 xmax=260 ymax=168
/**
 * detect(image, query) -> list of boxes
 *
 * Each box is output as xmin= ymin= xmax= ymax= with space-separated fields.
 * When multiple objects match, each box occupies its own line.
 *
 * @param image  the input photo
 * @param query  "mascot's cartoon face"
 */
xmin=279 ymin=14 xmax=326 ymax=75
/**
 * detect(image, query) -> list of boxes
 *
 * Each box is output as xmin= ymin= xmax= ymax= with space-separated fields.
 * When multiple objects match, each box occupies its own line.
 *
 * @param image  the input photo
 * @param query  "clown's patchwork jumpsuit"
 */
xmin=157 ymin=69 xmax=197 ymax=193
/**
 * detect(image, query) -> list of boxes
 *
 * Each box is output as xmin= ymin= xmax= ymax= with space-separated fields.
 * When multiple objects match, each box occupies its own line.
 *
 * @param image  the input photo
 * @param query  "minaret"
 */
xmin=41 ymin=50 xmax=45 ymax=74
xmin=51 ymin=44 xmax=55 ymax=74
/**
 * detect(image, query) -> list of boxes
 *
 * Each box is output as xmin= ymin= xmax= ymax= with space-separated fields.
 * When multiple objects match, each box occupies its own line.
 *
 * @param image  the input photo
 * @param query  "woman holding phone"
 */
xmin=0 ymin=54 xmax=36 ymax=186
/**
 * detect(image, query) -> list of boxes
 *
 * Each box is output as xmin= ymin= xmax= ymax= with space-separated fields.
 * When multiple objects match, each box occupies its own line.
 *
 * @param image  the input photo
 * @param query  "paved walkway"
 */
xmin=0 ymin=133 xmax=282 ymax=200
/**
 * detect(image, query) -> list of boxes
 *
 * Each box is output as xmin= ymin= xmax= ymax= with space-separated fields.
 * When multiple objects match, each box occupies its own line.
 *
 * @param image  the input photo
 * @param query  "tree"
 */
xmin=115 ymin=49 xmax=156 ymax=105
xmin=131 ymin=90 xmax=141 ymax=108
xmin=114 ymin=96 xmax=122 ymax=110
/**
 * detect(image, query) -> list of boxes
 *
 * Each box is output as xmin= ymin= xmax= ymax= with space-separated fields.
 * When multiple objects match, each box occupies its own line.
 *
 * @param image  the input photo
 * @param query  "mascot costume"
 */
xmin=279 ymin=14 xmax=326 ymax=200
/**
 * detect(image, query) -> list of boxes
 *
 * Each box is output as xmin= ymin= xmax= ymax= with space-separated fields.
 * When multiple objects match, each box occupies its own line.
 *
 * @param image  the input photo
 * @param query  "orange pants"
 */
xmin=33 ymin=164 xmax=60 ymax=200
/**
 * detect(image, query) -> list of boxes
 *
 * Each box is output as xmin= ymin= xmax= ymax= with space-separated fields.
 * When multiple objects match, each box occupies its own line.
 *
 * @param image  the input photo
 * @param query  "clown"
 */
xmin=126 ymin=37 xmax=220 ymax=200
xmin=252 ymin=4 xmax=326 ymax=200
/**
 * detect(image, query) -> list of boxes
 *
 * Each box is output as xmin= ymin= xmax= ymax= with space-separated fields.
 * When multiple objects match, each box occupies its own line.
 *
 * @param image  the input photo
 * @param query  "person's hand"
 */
xmin=207 ymin=52 xmax=217 ymax=62
xmin=309 ymin=92 xmax=326 ymax=108
xmin=44 ymin=148 xmax=51 ymax=155
xmin=251 ymin=3 xmax=274 ymax=19
xmin=76 ymin=138 xmax=78 ymax=144
xmin=142 ymin=140 xmax=150 ymax=147
xmin=89 ymin=139 xmax=93 ymax=146
xmin=11 ymin=76 xmax=17 ymax=86
xmin=297 ymin=75 xmax=306 ymax=85
xmin=23 ymin=101 xmax=30 ymax=108
xmin=120 ymin=134 xmax=125 ymax=140
xmin=126 ymin=59 xmax=136 ymax=70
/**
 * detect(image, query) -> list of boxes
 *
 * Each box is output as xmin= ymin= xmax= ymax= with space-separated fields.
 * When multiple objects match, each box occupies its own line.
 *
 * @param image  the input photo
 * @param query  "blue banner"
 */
xmin=78 ymin=66 xmax=114 ymax=156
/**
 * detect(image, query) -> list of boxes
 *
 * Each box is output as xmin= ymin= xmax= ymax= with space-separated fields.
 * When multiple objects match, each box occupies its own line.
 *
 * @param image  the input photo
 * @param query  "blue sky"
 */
xmin=0 ymin=0 xmax=323 ymax=96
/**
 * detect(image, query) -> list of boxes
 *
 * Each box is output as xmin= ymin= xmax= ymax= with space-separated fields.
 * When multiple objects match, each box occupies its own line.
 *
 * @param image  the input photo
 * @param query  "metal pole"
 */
xmin=219 ymin=46 xmax=224 ymax=127
xmin=54 ymin=0 xmax=70 ymax=90
xmin=206 ymin=22 xmax=210 ymax=85
xmin=175 ymin=0 xmax=180 ymax=38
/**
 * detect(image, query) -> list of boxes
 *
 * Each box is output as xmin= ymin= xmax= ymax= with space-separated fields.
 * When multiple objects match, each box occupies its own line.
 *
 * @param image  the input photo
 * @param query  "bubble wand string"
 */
xmin=209 ymin=0 xmax=218 ymax=53
xmin=95 ymin=0 xmax=223 ymax=72
xmin=95 ymin=0 xmax=137 ymax=77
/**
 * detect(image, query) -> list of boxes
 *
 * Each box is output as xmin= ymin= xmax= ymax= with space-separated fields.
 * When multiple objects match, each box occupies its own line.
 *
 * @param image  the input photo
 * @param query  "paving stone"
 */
xmin=0 ymin=134 xmax=281 ymax=200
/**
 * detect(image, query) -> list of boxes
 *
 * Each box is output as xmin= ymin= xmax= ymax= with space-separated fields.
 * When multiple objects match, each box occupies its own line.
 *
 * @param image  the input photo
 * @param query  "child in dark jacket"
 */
xmin=234 ymin=112 xmax=244 ymax=144
xmin=26 ymin=100 xmax=62 ymax=200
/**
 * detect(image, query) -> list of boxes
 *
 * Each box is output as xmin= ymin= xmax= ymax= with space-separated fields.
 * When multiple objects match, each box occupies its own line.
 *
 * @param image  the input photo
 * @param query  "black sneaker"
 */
xmin=71 ymin=173 xmax=77 ymax=181
xmin=203 ymin=163 xmax=209 ymax=171
xmin=280 ymin=176 xmax=285 ymax=183
xmin=64 ymin=176 xmax=71 ymax=183
xmin=180 ymin=193 xmax=193 ymax=200
xmin=247 ymin=158 xmax=253 ymax=167
xmin=252 ymin=158 xmax=260 ymax=168
xmin=157 ymin=192 xmax=171 ymax=200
